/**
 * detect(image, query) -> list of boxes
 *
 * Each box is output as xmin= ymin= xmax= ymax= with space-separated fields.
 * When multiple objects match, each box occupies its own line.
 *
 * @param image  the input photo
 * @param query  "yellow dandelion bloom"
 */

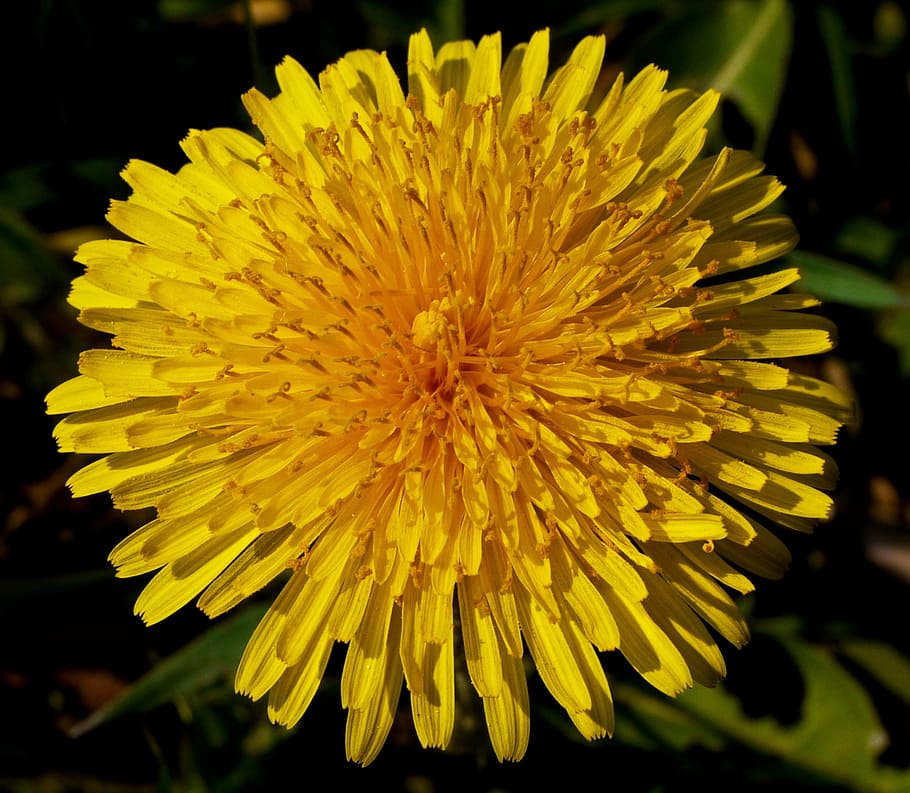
xmin=48 ymin=29 xmax=852 ymax=763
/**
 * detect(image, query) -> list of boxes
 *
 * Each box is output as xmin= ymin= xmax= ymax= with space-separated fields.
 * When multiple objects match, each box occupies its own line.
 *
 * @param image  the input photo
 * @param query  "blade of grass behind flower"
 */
xmin=69 ymin=603 xmax=268 ymax=737
xmin=788 ymin=250 xmax=909 ymax=309
xmin=817 ymin=2 xmax=858 ymax=155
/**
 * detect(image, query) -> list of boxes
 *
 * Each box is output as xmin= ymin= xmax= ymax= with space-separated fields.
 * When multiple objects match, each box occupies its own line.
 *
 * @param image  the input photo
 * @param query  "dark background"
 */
xmin=2 ymin=1 xmax=910 ymax=791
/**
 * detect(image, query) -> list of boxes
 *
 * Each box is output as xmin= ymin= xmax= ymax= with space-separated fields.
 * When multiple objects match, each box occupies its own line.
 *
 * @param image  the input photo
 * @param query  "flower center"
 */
xmin=239 ymin=91 xmax=618 ymax=480
xmin=411 ymin=298 xmax=453 ymax=355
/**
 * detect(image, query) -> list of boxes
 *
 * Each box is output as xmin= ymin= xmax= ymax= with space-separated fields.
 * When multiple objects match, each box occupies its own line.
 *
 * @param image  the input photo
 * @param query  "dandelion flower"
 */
xmin=48 ymin=28 xmax=852 ymax=763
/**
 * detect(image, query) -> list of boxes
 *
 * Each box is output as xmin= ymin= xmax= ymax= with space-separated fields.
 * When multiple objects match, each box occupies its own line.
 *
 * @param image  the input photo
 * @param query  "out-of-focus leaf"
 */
xmin=632 ymin=0 xmax=793 ymax=153
xmin=0 ymin=160 xmax=123 ymax=219
xmin=66 ymin=158 xmax=125 ymax=194
xmin=357 ymin=1 xmax=427 ymax=48
xmin=145 ymin=731 xmax=173 ymax=793
xmin=0 ymin=570 xmax=115 ymax=613
xmin=788 ymin=250 xmax=909 ymax=309
xmin=818 ymin=2 xmax=858 ymax=155
xmin=435 ymin=0 xmax=465 ymax=41
xmin=157 ymin=0 xmax=235 ymax=21
xmin=833 ymin=216 xmax=901 ymax=267
xmin=358 ymin=0 xmax=464 ymax=47
xmin=70 ymin=603 xmax=267 ymax=737
xmin=673 ymin=619 xmax=910 ymax=793
xmin=614 ymin=681 xmax=725 ymax=751
xmin=0 ymin=165 xmax=56 ymax=212
xmin=0 ymin=207 xmax=68 ymax=307
xmin=45 ymin=225 xmax=113 ymax=257
xmin=839 ymin=639 xmax=910 ymax=707
xmin=878 ymin=311 xmax=910 ymax=377
xmin=555 ymin=0 xmax=684 ymax=38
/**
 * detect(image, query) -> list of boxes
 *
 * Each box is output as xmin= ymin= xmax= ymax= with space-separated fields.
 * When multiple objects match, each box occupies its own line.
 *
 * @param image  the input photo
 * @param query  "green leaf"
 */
xmin=0 ymin=164 xmax=57 ymax=213
xmin=357 ymin=0 xmax=464 ymax=47
xmin=614 ymin=681 xmax=725 ymax=751
xmin=0 ymin=569 xmax=116 ymax=612
xmin=672 ymin=619 xmax=910 ymax=793
xmin=878 ymin=310 xmax=910 ymax=377
xmin=787 ymin=250 xmax=909 ymax=309
xmin=818 ymin=2 xmax=858 ymax=155
xmin=0 ymin=207 xmax=68 ymax=308
xmin=840 ymin=639 xmax=910 ymax=707
xmin=70 ymin=602 xmax=267 ymax=737
xmin=357 ymin=1 xmax=428 ymax=48
xmin=832 ymin=216 xmax=900 ymax=268
xmin=157 ymin=0 xmax=235 ymax=21
xmin=632 ymin=0 xmax=793 ymax=153
xmin=435 ymin=0 xmax=465 ymax=42
xmin=555 ymin=1 xmax=687 ymax=39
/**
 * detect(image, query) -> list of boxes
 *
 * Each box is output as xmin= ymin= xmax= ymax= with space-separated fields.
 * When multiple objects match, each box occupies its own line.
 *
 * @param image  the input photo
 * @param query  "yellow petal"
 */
xmin=273 ymin=56 xmax=330 ymax=129
xmin=515 ymin=585 xmax=592 ymax=713
xmin=501 ymin=28 xmax=549 ymax=125
xmin=235 ymin=572 xmax=307 ymax=699
xmin=563 ymin=618 xmax=614 ymax=740
xmin=345 ymin=602 xmax=403 ymax=766
xmin=463 ymin=33 xmax=502 ymax=104
xmin=458 ymin=575 xmax=503 ymax=697
xmin=200 ymin=523 xmax=314 ymax=617
xmin=276 ymin=568 xmax=347 ymax=666
xmin=601 ymin=584 xmax=693 ymax=696
xmin=55 ymin=398 xmax=174 ymax=454
xmin=409 ymin=634 xmax=455 ymax=750
xmin=542 ymin=35 xmax=605 ymax=118
xmin=434 ymin=39 xmax=475 ymax=96
xmin=643 ymin=513 xmax=727 ymax=543
xmin=481 ymin=650 xmax=530 ymax=762
xmin=646 ymin=542 xmax=750 ymax=648
xmin=549 ymin=538 xmax=619 ymax=651
xmin=78 ymin=351 xmax=176 ymax=398
xmin=134 ymin=525 xmax=257 ymax=624
xmin=720 ymin=469 xmax=834 ymax=521
xmin=711 ymin=430 xmax=835 ymax=480
xmin=267 ymin=631 xmax=334 ymax=728
xmin=641 ymin=573 xmax=727 ymax=686
xmin=46 ymin=374 xmax=130 ymax=415
xmin=341 ymin=583 xmax=397 ymax=711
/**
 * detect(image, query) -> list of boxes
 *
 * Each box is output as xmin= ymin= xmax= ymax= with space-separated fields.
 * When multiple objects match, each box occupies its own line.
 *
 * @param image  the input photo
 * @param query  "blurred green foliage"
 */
xmin=2 ymin=1 xmax=910 ymax=791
